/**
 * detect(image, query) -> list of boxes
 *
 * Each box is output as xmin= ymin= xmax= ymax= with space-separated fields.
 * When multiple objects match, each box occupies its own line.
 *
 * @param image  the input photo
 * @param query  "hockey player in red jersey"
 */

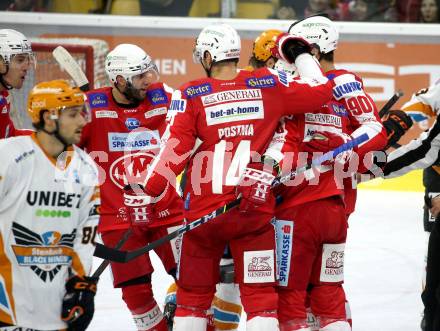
xmin=138 ymin=23 xmax=335 ymax=330
xmin=79 ymin=44 xmax=183 ymax=331
xmin=287 ymin=15 xmax=387 ymax=218
xmin=262 ymin=15 xmax=388 ymax=331
xmin=0 ymin=29 xmax=35 ymax=138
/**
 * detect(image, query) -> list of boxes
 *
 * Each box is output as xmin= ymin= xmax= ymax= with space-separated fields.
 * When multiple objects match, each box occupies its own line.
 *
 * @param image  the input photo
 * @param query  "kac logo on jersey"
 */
xmin=246 ymin=75 xmax=276 ymax=88
xmin=275 ymin=219 xmax=293 ymax=287
xmin=184 ymin=83 xmax=212 ymax=99
xmin=125 ymin=118 xmax=140 ymax=130
xmin=88 ymin=92 xmax=108 ymax=108
xmin=109 ymin=152 xmax=156 ymax=189
xmin=147 ymin=88 xmax=168 ymax=105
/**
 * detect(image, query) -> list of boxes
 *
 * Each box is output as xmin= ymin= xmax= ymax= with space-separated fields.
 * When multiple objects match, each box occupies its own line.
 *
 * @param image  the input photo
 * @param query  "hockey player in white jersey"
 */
xmin=0 ymin=79 xmax=100 ymax=330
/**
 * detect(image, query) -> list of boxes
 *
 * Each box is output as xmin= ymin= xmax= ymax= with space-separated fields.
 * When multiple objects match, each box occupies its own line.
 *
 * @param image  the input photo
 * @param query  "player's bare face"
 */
xmin=58 ymin=106 xmax=87 ymax=145
xmin=3 ymin=53 xmax=34 ymax=89
xmin=127 ymin=70 xmax=159 ymax=101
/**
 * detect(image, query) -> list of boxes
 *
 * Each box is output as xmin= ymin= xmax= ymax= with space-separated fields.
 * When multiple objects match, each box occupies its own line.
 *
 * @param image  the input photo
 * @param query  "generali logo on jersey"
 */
xmin=201 ymin=89 xmax=262 ymax=106
xmin=320 ymin=243 xmax=345 ymax=283
xmin=244 ymin=250 xmax=275 ymax=283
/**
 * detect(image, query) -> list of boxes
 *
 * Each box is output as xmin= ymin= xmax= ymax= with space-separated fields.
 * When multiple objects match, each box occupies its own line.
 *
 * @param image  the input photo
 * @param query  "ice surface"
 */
xmin=89 ymin=190 xmax=426 ymax=330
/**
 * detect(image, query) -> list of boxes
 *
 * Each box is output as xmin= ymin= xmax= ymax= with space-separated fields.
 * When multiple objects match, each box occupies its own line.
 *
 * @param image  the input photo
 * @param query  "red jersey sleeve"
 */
xmin=331 ymin=70 xmax=387 ymax=170
xmin=146 ymin=89 xmax=197 ymax=196
xmin=270 ymin=69 xmax=335 ymax=116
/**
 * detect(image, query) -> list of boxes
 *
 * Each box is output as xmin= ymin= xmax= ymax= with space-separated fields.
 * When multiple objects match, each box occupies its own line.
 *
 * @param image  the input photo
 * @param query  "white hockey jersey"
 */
xmin=401 ymin=82 xmax=440 ymax=121
xmin=0 ymin=134 xmax=100 ymax=330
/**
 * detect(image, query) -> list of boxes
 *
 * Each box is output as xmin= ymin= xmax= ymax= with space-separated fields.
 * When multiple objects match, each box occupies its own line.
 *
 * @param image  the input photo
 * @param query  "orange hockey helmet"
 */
xmin=252 ymin=29 xmax=282 ymax=62
xmin=27 ymin=79 xmax=87 ymax=124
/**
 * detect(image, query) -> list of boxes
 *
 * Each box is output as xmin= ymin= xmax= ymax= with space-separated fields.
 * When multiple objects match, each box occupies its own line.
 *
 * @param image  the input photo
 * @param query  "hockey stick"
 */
xmin=91 ymin=228 xmax=132 ymax=278
xmin=93 ymin=133 xmax=369 ymax=263
xmin=52 ymin=46 xmax=90 ymax=92
xmin=379 ymin=90 xmax=404 ymax=118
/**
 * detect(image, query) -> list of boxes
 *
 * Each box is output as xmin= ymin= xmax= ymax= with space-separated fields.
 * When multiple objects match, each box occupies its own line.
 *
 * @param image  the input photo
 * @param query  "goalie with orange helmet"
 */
xmin=0 ymin=29 xmax=35 ymax=138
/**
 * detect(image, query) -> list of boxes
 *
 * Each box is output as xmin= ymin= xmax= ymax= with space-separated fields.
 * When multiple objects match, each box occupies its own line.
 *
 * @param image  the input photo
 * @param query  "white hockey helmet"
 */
xmin=105 ymin=43 xmax=159 ymax=84
xmin=288 ymin=15 xmax=339 ymax=54
xmin=192 ymin=23 xmax=241 ymax=64
xmin=0 ymin=29 xmax=34 ymax=66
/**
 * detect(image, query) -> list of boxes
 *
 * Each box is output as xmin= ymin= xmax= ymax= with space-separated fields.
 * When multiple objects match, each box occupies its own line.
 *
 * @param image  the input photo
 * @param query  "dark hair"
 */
xmin=420 ymin=0 xmax=440 ymax=23
xmin=212 ymin=58 xmax=239 ymax=66
xmin=319 ymin=50 xmax=334 ymax=62
xmin=32 ymin=109 xmax=48 ymax=131
xmin=248 ymin=55 xmax=266 ymax=69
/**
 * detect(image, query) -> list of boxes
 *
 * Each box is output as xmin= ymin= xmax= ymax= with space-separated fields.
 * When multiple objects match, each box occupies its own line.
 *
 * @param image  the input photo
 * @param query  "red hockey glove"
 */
xmin=61 ymin=275 xmax=97 ymax=331
xmin=382 ymin=110 xmax=413 ymax=149
xmin=236 ymin=162 xmax=277 ymax=212
xmin=301 ymin=131 xmax=354 ymax=165
xmin=270 ymin=32 xmax=312 ymax=64
xmin=123 ymin=183 xmax=159 ymax=231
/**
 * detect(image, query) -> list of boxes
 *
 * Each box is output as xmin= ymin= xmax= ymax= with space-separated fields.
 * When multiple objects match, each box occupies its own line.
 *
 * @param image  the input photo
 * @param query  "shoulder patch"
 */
xmin=246 ymin=75 xmax=276 ymax=88
xmin=147 ymin=88 xmax=169 ymax=105
xmin=184 ymin=83 xmax=212 ymax=99
xmin=276 ymin=71 xmax=289 ymax=87
xmin=88 ymin=92 xmax=108 ymax=109
xmin=169 ymin=99 xmax=186 ymax=112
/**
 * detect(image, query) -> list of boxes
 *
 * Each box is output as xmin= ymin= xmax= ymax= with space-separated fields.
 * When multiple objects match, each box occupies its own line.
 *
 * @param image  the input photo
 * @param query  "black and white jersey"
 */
xmin=384 ymin=118 xmax=440 ymax=178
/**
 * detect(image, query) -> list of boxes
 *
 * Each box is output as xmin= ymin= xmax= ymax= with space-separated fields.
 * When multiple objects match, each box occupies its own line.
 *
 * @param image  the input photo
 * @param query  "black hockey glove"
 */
xmin=61 ymin=275 xmax=98 ymax=331
xmin=271 ymin=32 xmax=312 ymax=64
xmin=382 ymin=110 xmax=413 ymax=149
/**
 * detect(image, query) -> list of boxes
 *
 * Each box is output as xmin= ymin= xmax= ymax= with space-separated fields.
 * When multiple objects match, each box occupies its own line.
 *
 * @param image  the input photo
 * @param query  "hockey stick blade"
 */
xmin=91 ymin=228 xmax=132 ymax=278
xmin=379 ymin=90 xmax=404 ymax=118
xmin=94 ymin=134 xmax=368 ymax=263
xmin=93 ymin=199 xmax=241 ymax=263
xmin=52 ymin=46 xmax=90 ymax=91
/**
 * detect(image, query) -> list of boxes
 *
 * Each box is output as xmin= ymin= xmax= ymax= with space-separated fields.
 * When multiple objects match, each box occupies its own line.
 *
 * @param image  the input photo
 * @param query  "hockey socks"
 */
xmin=122 ymin=283 xmax=167 ymax=331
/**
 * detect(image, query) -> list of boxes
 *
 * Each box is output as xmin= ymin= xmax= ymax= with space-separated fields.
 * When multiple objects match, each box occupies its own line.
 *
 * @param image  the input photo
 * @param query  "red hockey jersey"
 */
xmin=79 ymin=83 xmax=183 ymax=232
xmin=265 ymin=69 xmax=387 ymax=213
xmin=0 ymin=90 xmax=33 ymax=138
xmin=329 ymin=69 xmax=387 ymax=215
xmin=145 ymin=67 xmax=334 ymax=220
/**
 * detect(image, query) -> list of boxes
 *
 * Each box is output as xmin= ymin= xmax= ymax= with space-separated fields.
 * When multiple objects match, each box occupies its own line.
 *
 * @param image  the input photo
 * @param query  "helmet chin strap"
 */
xmin=41 ymin=121 xmax=70 ymax=152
